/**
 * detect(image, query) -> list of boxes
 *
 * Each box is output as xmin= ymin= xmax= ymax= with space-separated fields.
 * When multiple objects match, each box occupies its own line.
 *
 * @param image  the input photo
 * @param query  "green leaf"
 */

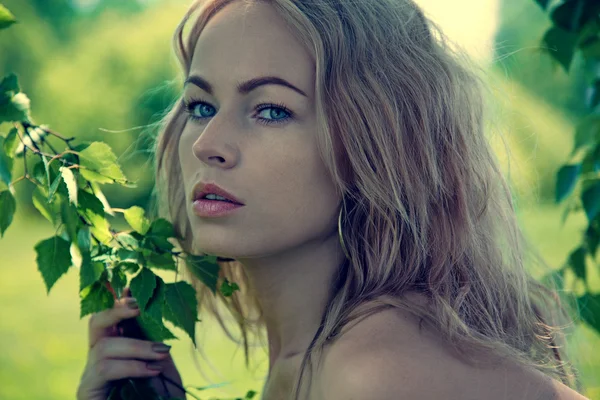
xmin=0 ymin=74 xmax=18 ymax=93
xmin=77 ymin=142 xmax=128 ymax=184
xmin=0 ymin=5 xmax=16 ymax=30
xmin=585 ymin=223 xmax=600 ymax=259
xmin=146 ymin=252 xmax=177 ymax=271
xmin=116 ymin=261 xmax=140 ymax=274
xmin=220 ymin=279 xmax=240 ymax=297
xmin=534 ymin=0 xmax=551 ymax=11
xmin=568 ymin=247 xmax=587 ymax=280
xmin=60 ymin=199 xmax=80 ymax=243
xmin=34 ymin=235 xmax=72 ymax=294
xmin=80 ymin=260 xmax=105 ymax=291
xmin=582 ymin=181 xmax=600 ymax=222
xmin=555 ymin=164 xmax=581 ymax=203
xmin=59 ymin=166 xmax=78 ymax=206
xmin=582 ymin=38 xmax=600 ymax=60
xmin=0 ymin=91 xmax=31 ymax=124
xmin=0 ymin=189 xmax=16 ymax=237
xmin=186 ymin=254 xmax=220 ymax=294
xmin=245 ymin=390 xmax=258 ymax=399
xmin=130 ymin=267 xmax=158 ymax=311
xmin=77 ymin=225 xmax=91 ymax=253
xmin=148 ymin=218 xmax=175 ymax=238
xmin=577 ymin=293 xmax=600 ymax=334
xmin=4 ymin=127 xmax=18 ymax=157
xmin=123 ymin=205 xmax=150 ymax=235
xmin=573 ymin=115 xmax=600 ymax=152
xmin=163 ymin=281 xmax=199 ymax=346
xmin=551 ymin=0 xmax=600 ymax=34
xmin=80 ymin=281 xmax=115 ymax=318
xmin=78 ymin=188 xmax=106 ymax=217
xmin=110 ymin=267 xmax=127 ymax=299
xmin=542 ymin=26 xmax=578 ymax=72
xmin=136 ymin=278 xmax=177 ymax=342
xmin=0 ymin=136 xmax=13 ymax=186
xmin=32 ymin=186 xmax=60 ymax=225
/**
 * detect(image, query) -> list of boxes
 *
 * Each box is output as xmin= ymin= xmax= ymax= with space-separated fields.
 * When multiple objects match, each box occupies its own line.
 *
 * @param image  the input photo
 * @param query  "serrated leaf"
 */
xmin=80 ymin=259 xmax=105 ymax=291
xmin=0 ymin=5 xmax=16 ymax=30
xmin=148 ymin=235 xmax=175 ymax=253
xmin=47 ymin=173 xmax=62 ymax=203
xmin=186 ymin=254 xmax=220 ymax=294
xmin=555 ymin=164 xmax=581 ymax=203
xmin=148 ymin=218 xmax=175 ymax=238
xmin=110 ymin=267 xmax=127 ymax=299
xmin=116 ymin=249 xmax=139 ymax=262
xmin=4 ymin=127 xmax=18 ymax=157
xmin=582 ymin=181 xmax=600 ymax=222
xmin=146 ymin=252 xmax=177 ymax=271
xmin=137 ymin=278 xmax=177 ymax=342
xmin=32 ymin=186 xmax=60 ymax=225
xmin=568 ymin=247 xmax=587 ymax=280
xmin=34 ymin=235 xmax=72 ymax=294
xmin=59 ymin=166 xmax=78 ymax=206
xmin=163 ymin=282 xmax=198 ymax=346
xmin=116 ymin=261 xmax=140 ymax=274
xmin=0 ymin=189 xmax=16 ymax=237
xmin=0 ymin=136 xmax=13 ymax=186
xmin=78 ymin=142 xmax=127 ymax=184
xmin=573 ymin=115 xmax=600 ymax=152
xmin=0 ymin=91 xmax=31 ymax=124
xmin=542 ymin=26 xmax=578 ymax=72
xmin=80 ymin=281 xmax=115 ymax=318
xmin=77 ymin=226 xmax=91 ymax=252
xmin=89 ymin=181 xmax=114 ymax=216
xmin=0 ymin=74 xmax=18 ymax=93
xmin=577 ymin=293 xmax=600 ymax=334
xmin=123 ymin=205 xmax=150 ymax=235
xmin=116 ymin=232 xmax=139 ymax=249
xmin=60 ymin=200 xmax=80 ymax=243
xmin=130 ymin=267 xmax=157 ymax=311
xmin=78 ymin=188 xmax=105 ymax=217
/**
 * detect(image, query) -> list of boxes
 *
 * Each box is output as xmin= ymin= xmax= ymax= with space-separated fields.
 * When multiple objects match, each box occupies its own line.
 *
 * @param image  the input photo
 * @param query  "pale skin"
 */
xmin=77 ymin=1 xmax=590 ymax=399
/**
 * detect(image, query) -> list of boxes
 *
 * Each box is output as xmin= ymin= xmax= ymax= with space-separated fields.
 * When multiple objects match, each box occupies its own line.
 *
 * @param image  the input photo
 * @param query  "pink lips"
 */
xmin=192 ymin=199 xmax=244 ymax=217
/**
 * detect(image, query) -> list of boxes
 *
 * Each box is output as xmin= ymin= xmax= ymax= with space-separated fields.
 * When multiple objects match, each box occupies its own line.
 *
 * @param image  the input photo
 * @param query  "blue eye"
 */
xmin=183 ymin=97 xmax=293 ymax=126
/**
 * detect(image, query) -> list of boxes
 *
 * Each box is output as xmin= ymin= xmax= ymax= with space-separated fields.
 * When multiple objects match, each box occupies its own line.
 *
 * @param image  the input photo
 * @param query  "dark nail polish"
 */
xmin=126 ymin=298 xmax=138 ymax=309
xmin=152 ymin=343 xmax=171 ymax=353
xmin=146 ymin=362 xmax=163 ymax=371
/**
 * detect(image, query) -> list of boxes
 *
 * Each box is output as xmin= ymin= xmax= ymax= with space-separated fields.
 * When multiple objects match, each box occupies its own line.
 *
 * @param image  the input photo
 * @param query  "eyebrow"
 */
xmin=184 ymin=75 xmax=308 ymax=98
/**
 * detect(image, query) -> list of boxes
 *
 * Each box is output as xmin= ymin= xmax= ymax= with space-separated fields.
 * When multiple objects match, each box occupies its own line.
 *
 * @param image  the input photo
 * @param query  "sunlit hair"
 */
xmin=150 ymin=0 xmax=579 ymax=398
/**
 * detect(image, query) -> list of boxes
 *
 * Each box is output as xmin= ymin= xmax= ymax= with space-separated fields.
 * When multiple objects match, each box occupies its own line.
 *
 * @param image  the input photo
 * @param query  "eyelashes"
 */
xmin=182 ymin=97 xmax=294 ymax=126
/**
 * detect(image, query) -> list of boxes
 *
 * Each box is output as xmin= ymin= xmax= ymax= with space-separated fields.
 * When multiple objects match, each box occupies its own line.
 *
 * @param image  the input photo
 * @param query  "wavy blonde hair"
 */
xmin=150 ymin=0 xmax=579 ymax=398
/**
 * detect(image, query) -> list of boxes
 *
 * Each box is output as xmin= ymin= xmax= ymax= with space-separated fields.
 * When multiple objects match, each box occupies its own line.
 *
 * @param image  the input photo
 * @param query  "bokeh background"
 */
xmin=0 ymin=0 xmax=599 ymax=398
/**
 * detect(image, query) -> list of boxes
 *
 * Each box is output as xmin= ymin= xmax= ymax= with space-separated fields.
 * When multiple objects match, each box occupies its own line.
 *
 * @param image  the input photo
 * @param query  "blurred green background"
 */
xmin=0 ymin=0 xmax=599 ymax=399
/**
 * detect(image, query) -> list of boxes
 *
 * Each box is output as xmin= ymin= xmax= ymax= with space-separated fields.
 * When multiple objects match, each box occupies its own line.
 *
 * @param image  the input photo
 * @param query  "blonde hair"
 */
xmin=150 ymin=0 xmax=579 ymax=398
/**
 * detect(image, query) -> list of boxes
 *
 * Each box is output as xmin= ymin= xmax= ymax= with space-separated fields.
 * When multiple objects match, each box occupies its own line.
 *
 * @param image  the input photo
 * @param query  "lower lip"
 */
xmin=192 ymin=199 xmax=244 ymax=217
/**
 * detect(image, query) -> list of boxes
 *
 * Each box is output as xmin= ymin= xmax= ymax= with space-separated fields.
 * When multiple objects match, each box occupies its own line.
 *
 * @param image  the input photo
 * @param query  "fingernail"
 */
xmin=146 ymin=362 xmax=163 ymax=371
xmin=126 ymin=298 xmax=138 ymax=309
xmin=152 ymin=343 xmax=171 ymax=353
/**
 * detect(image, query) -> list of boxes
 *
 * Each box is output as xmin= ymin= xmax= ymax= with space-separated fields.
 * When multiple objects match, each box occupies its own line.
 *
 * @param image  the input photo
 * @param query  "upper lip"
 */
xmin=192 ymin=182 xmax=244 ymax=205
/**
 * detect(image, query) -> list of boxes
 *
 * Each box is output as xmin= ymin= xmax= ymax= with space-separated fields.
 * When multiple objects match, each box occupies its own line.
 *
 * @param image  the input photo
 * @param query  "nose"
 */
xmin=191 ymin=118 xmax=240 ymax=169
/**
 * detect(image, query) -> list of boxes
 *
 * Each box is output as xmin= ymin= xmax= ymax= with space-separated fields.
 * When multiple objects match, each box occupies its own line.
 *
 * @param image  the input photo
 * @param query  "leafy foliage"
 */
xmin=0 ymin=4 xmax=244 ymax=398
xmin=536 ymin=0 xmax=600 ymax=337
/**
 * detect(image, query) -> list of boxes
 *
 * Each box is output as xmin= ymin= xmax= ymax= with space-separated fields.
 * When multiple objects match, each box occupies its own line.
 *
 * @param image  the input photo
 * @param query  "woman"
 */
xmin=76 ymin=0 xmax=589 ymax=399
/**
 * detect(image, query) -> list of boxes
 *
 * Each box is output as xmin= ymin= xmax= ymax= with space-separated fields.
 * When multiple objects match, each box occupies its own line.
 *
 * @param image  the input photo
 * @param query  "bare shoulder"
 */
xmin=315 ymin=303 xmax=588 ymax=400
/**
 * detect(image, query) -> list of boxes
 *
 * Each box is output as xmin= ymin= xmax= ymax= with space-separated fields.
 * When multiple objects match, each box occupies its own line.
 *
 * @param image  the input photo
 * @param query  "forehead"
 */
xmin=189 ymin=1 xmax=315 ymax=96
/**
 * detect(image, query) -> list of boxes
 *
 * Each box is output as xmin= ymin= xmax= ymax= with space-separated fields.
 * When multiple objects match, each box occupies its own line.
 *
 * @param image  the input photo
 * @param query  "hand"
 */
xmin=76 ymin=288 xmax=185 ymax=399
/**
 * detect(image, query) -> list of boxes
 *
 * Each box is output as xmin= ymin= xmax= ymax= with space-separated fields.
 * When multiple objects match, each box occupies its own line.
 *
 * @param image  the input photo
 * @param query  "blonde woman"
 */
xmin=76 ymin=0 xmax=590 ymax=399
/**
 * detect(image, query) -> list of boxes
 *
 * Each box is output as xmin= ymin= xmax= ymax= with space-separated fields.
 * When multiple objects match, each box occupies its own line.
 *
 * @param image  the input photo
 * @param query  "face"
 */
xmin=178 ymin=1 xmax=341 ymax=260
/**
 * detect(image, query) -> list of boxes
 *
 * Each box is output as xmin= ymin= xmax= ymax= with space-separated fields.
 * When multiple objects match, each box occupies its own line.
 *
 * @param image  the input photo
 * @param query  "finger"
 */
xmin=92 ymin=358 xmax=163 ymax=384
xmin=89 ymin=337 xmax=172 ymax=364
xmin=88 ymin=297 xmax=140 ymax=349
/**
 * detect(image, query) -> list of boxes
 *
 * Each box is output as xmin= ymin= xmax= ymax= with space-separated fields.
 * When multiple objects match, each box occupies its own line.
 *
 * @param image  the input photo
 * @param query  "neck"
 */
xmin=237 ymin=230 xmax=346 ymax=372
